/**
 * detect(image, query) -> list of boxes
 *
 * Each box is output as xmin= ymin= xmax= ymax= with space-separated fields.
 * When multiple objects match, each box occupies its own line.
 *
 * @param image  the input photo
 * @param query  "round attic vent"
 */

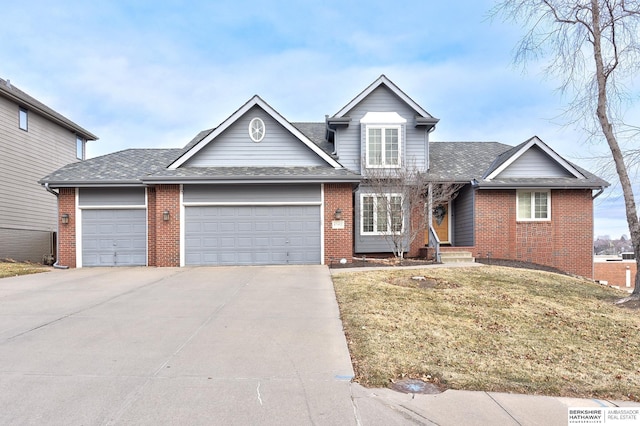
xmin=249 ymin=117 xmax=265 ymax=142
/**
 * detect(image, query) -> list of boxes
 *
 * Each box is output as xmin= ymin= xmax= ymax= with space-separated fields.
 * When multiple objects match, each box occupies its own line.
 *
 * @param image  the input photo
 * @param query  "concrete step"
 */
xmin=440 ymin=251 xmax=475 ymax=263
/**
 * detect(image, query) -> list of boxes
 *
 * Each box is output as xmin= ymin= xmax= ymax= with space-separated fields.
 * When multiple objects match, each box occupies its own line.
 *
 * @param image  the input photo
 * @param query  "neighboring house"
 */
xmin=594 ymin=255 xmax=637 ymax=292
xmin=0 ymin=77 xmax=97 ymax=263
xmin=40 ymin=75 xmax=608 ymax=278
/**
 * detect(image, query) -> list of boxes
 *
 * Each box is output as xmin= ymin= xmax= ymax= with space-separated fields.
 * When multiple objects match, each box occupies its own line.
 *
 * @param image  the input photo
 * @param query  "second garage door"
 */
xmin=185 ymin=205 xmax=321 ymax=265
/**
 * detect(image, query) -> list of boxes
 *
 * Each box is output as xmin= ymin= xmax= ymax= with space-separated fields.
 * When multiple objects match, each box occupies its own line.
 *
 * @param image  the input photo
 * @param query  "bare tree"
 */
xmin=364 ymin=165 xmax=463 ymax=260
xmin=492 ymin=0 xmax=640 ymax=299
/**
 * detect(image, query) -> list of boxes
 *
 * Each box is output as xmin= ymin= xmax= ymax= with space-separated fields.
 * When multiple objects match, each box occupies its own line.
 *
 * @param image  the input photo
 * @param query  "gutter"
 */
xmin=325 ymin=115 xmax=338 ymax=155
xmin=44 ymin=183 xmax=69 ymax=269
xmin=592 ymin=186 xmax=605 ymax=200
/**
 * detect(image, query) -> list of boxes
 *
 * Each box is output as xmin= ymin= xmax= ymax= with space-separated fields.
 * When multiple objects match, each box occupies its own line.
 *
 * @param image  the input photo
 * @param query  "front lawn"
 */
xmin=332 ymin=265 xmax=640 ymax=401
xmin=0 ymin=260 xmax=50 ymax=278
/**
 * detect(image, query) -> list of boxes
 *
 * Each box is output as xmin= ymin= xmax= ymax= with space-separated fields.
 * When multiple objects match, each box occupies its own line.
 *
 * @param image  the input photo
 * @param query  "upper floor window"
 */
xmin=361 ymin=193 xmax=403 ymax=234
xmin=361 ymin=111 xmax=406 ymax=168
xmin=366 ymin=126 xmax=400 ymax=167
xmin=19 ymin=107 xmax=28 ymax=131
xmin=517 ymin=190 xmax=550 ymax=220
xmin=76 ymin=136 xmax=85 ymax=160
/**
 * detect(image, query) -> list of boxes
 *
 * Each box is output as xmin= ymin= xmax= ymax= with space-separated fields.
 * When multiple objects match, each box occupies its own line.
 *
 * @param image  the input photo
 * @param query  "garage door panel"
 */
xmin=82 ymin=209 xmax=146 ymax=267
xmin=185 ymin=205 xmax=320 ymax=266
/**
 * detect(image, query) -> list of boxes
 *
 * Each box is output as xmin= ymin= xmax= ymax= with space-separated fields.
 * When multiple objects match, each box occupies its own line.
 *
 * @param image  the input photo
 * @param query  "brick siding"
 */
xmin=324 ymin=183 xmax=353 ymax=264
xmin=57 ymin=188 xmax=76 ymax=268
xmin=474 ymin=189 xmax=594 ymax=278
xmin=152 ymin=184 xmax=180 ymax=267
xmin=594 ymin=261 xmax=637 ymax=290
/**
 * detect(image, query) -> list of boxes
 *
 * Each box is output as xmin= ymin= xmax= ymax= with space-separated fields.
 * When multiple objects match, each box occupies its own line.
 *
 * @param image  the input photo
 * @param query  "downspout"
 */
xmin=325 ymin=116 xmax=338 ymax=155
xmin=44 ymin=183 xmax=69 ymax=269
xmin=592 ymin=186 xmax=605 ymax=200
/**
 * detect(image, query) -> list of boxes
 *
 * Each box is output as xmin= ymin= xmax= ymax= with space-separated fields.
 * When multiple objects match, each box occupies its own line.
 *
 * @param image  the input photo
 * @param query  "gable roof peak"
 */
xmin=484 ymin=135 xmax=585 ymax=181
xmin=168 ymin=94 xmax=342 ymax=170
xmin=332 ymin=75 xmax=438 ymax=122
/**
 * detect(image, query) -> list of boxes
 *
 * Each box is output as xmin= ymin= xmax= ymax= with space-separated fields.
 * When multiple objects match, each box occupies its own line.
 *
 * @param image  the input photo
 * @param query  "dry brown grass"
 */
xmin=0 ymin=260 xmax=49 ymax=279
xmin=332 ymin=265 xmax=640 ymax=401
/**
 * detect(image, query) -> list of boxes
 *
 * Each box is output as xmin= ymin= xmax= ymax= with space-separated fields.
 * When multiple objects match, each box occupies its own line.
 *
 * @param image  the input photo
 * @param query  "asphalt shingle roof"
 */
xmin=40 ymin=130 xmax=607 ymax=189
xmin=428 ymin=141 xmax=608 ymax=188
xmin=40 ymin=149 xmax=182 ymax=185
xmin=428 ymin=142 xmax=511 ymax=181
xmin=143 ymin=166 xmax=361 ymax=182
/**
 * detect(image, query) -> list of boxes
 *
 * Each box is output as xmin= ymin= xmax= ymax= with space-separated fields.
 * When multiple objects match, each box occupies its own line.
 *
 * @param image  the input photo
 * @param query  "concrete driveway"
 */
xmin=0 ymin=266 xmax=357 ymax=425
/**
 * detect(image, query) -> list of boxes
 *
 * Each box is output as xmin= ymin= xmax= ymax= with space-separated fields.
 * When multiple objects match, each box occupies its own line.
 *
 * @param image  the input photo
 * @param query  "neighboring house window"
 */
xmin=19 ymin=107 xmax=28 ymax=131
xmin=517 ymin=190 xmax=550 ymax=220
xmin=361 ymin=194 xmax=403 ymax=234
xmin=366 ymin=126 xmax=401 ymax=167
xmin=76 ymin=136 xmax=85 ymax=160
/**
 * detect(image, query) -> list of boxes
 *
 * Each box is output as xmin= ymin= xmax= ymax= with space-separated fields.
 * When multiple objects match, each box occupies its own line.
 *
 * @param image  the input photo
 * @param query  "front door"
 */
xmin=430 ymin=202 xmax=450 ymax=244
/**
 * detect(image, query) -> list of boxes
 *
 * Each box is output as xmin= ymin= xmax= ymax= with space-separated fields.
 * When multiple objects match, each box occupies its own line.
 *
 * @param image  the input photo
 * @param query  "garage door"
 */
xmin=185 ymin=205 xmax=320 ymax=265
xmin=82 ymin=209 xmax=147 ymax=266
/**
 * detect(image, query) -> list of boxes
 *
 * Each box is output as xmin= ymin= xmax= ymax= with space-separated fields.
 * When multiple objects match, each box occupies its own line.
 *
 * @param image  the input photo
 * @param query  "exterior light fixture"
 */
xmin=61 ymin=213 xmax=69 ymax=224
xmin=334 ymin=208 xmax=343 ymax=220
xmin=163 ymin=211 xmax=170 ymax=221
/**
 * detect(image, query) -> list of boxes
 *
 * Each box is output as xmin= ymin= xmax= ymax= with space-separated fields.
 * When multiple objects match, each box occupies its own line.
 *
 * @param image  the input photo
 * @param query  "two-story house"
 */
xmin=40 ymin=75 xmax=608 ymax=277
xmin=0 ymin=78 xmax=97 ymax=263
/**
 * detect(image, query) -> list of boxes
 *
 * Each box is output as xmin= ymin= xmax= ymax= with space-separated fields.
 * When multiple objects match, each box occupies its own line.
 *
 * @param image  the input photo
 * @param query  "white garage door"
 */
xmin=185 ymin=205 xmax=321 ymax=265
xmin=82 ymin=209 xmax=147 ymax=266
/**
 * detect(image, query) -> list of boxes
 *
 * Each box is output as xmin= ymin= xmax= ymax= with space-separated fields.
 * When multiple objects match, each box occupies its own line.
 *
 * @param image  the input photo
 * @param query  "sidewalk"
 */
xmin=351 ymin=384 xmax=640 ymax=425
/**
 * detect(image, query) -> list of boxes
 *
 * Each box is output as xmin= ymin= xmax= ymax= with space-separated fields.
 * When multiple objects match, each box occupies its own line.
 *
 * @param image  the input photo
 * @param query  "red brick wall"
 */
xmin=57 ymin=188 xmax=76 ymax=268
xmin=594 ymin=261 xmax=637 ymax=290
xmin=324 ymin=183 xmax=353 ymax=264
xmin=409 ymin=198 xmax=426 ymax=257
xmin=147 ymin=187 xmax=157 ymax=266
xmin=153 ymin=185 xmax=180 ymax=267
xmin=474 ymin=189 xmax=594 ymax=278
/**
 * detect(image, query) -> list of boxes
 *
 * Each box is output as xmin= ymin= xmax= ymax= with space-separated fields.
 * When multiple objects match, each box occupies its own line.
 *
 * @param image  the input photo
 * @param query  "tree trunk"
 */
xmin=590 ymin=0 xmax=640 ymax=297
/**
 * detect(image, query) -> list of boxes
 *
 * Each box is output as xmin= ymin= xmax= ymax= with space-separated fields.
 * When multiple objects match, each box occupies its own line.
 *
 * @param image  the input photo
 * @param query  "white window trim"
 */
xmin=360 ymin=193 xmax=404 ymax=235
xmin=516 ymin=189 xmax=551 ymax=221
xmin=365 ymin=124 xmax=402 ymax=168
xmin=19 ymin=107 xmax=28 ymax=131
xmin=76 ymin=135 xmax=85 ymax=160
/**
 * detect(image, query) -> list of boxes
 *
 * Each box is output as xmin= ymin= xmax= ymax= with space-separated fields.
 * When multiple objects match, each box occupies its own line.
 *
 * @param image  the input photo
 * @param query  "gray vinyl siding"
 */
xmin=79 ymin=187 xmax=146 ymax=206
xmin=497 ymin=145 xmax=574 ymax=178
xmin=0 ymin=95 xmax=81 ymax=261
xmin=452 ymin=184 xmax=474 ymax=246
xmin=0 ymin=228 xmax=53 ymax=261
xmin=183 ymin=184 xmax=321 ymax=203
xmin=184 ymin=106 xmax=327 ymax=167
xmin=354 ymin=185 xmax=409 ymax=253
xmin=335 ymin=85 xmax=428 ymax=174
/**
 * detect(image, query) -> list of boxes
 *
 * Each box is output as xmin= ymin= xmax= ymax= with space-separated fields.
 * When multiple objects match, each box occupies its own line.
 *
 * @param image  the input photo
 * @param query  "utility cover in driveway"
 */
xmin=81 ymin=209 xmax=147 ymax=266
xmin=185 ymin=205 xmax=321 ymax=265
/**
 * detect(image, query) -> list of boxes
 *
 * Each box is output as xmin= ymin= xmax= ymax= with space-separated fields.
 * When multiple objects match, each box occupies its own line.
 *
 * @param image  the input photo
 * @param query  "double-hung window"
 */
xmin=366 ymin=126 xmax=400 ymax=167
xmin=517 ymin=190 xmax=550 ymax=220
xmin=360 ymin=111 xmax=406 ymax=168
xmin=361 ymin=194 xmax=403 ymax=234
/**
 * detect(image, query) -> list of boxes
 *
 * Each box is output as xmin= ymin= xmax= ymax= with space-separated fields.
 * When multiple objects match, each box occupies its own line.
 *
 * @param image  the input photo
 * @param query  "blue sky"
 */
xmin=1 ymin=0 xmax=637 ymax=239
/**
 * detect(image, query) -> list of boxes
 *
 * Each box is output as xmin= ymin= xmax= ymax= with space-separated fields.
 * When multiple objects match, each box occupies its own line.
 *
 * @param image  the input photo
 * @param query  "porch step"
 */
xmin=440 ymin=251 xmax=475 ymax=264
